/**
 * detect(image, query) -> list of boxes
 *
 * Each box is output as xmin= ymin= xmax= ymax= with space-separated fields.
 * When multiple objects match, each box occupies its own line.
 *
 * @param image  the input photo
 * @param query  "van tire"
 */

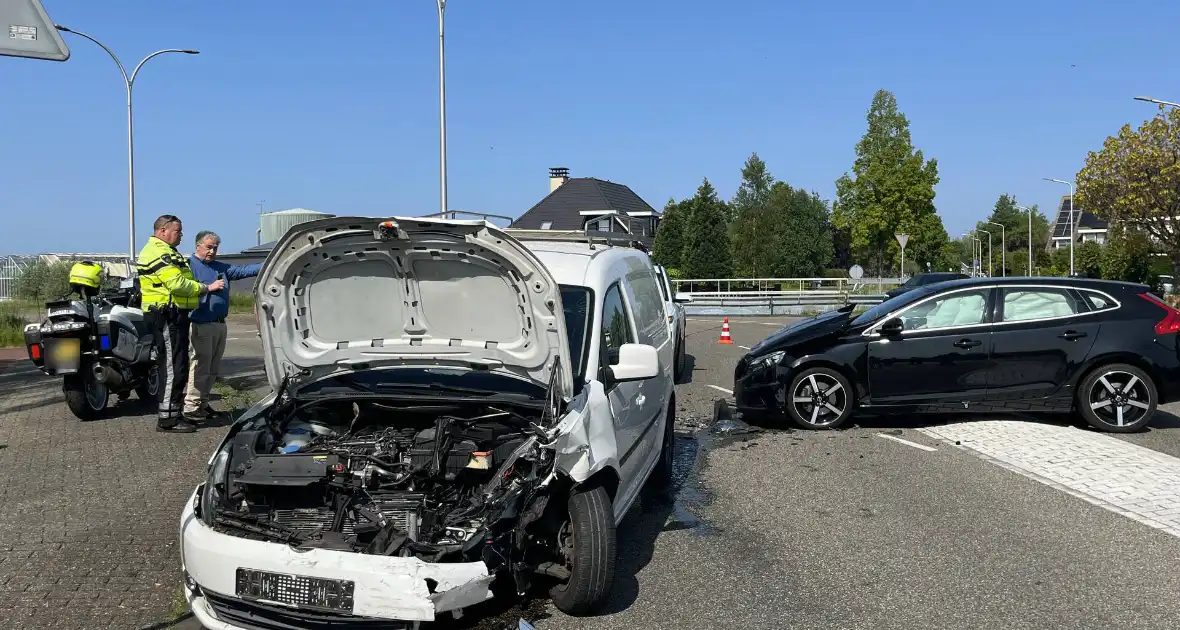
xmin=549 ymin=484 xmax=616 ymax=616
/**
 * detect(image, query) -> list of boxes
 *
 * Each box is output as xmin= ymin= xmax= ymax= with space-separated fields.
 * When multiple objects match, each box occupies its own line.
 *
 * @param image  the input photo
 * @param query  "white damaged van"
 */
xmin=178 ymin=217 xmax=676 ymax=627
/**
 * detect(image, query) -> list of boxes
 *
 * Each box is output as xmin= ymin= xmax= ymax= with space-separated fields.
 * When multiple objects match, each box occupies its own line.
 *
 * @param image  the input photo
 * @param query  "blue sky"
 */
xmin=3 ymin=0 xmax=1178 ymax=257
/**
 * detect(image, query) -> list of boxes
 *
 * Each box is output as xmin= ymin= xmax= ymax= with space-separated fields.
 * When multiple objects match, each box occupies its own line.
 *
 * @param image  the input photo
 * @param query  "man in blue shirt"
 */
xmin=184 ymin=230 xmax=262 ymax=420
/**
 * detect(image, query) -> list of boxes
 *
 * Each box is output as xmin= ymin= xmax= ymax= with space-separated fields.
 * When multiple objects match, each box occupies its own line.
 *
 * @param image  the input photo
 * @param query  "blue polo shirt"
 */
xmin=188 ymin=256 xmax=262 ymax=323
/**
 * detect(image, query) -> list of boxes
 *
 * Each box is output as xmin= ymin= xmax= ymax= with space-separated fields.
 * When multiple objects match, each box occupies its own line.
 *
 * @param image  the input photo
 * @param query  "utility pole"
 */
xmin=987 ymin=221 xmax=1006 ymax=277
xmin=979 ymin=229 xmax=993 ymax=277
xmin=1016 ymin=205 xmax=1033 ymax=275
xmin=1043 ymin=178 xmax=1076 ymax=276
xmin=436 ymin=0 xmax=449 ymax=215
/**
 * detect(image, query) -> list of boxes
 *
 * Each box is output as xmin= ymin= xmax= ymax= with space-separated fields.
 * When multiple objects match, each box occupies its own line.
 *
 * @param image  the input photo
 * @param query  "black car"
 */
xmin=733 ymin=276 xmax=1180 ymax=433
xmin=884 ymin=272 xmax=970 ymax=299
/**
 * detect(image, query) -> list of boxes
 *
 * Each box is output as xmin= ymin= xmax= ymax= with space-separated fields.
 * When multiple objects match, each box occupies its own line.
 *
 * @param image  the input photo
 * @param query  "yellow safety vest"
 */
xmin=136 ymin=236 xmax=203 ymax=310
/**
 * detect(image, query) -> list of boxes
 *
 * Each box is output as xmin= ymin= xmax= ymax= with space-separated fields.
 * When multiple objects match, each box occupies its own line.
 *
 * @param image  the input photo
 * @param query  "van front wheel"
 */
xmin=549 ymin=484 xmax=617 ymax=616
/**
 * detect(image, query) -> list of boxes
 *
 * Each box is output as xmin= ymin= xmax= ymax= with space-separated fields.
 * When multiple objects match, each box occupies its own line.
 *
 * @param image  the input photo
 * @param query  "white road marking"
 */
xmin=920 ymin=420 xmax=1180 ymax=538
xmin=737 ymin=345 xmax=751 ymax=350
xmin=707 ymin=385 xmax=733 ymax=395
xmin=875 ymin=433 xmax=938 ymax=452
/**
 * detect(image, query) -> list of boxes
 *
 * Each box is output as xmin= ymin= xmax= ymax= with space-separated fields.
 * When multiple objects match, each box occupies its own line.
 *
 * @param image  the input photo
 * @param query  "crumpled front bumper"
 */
xmin=179 ymin=488 xmax=495 ymax=625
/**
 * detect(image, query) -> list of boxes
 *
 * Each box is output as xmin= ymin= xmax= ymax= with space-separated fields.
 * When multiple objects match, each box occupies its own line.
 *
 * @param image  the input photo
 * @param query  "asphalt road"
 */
xmin=6 ymin=315 xmax=1180 ymax=629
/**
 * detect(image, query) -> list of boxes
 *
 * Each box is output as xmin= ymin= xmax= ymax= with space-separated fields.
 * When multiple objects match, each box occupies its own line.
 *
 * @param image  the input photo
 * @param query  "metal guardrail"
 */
xmin=682 ymin=291 xmax=888 ymax=316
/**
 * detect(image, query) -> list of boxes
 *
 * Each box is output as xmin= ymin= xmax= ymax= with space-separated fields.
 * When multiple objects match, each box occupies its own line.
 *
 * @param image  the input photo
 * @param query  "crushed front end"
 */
xmin=182 ymin=393 xmax=568 ymax=625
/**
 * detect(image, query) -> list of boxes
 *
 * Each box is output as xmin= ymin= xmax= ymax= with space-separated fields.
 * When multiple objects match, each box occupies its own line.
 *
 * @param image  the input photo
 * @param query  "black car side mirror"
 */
xmin=879 ymin=317 xmax=904 ymax=336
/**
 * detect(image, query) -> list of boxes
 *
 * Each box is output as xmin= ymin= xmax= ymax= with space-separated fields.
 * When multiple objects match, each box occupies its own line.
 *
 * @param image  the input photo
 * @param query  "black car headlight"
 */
xmin=750 ymin=350 xmax=785 ymax=372
xmin=200 ymin=450 xmax=230 ymax=526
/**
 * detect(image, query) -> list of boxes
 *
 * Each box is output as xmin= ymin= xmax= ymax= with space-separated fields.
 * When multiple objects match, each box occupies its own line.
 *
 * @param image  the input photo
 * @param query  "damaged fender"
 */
xmin=548 ymin=381 xmax=620 ymax=485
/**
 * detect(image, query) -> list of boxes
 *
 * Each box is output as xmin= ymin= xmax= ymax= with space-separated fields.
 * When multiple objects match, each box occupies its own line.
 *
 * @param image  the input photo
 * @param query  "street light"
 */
xmin=1015 ymin=205 xmax=1033 ymax=275
xmin=961 ymin=232 xmax=981 ymax=277
xmin=978 ymin=228 xmax=993 ymax=277
xmin=1043 ymin=177 xmax=1076 ymax=276
xmin=986 ymin=221 xmax=1006 ymax=277
xmin=1134 ymin=96 xmax=1180 ymax=109
xmin=436 ymin=0 xmax=448 ymax=215
xmin=55 ymin=25 xmax=198 ymax=263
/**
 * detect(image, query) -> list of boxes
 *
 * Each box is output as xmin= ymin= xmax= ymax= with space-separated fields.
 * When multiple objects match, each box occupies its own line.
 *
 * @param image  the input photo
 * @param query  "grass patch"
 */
xmin=214 ymin=380 xmax=258 ymax=415
xmin=228 ymin=293 xmax=255 ymax=315
xmin=0 ymin=301 xmax=30 ymax=348
xmin=168 ymin=582 xmax=189 ymax=619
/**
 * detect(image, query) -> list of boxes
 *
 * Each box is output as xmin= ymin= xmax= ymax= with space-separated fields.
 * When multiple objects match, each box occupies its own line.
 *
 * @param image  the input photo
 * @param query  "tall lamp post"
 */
xmin=1015 ymin=205 xmax=1033 ymax=275
xmin=436 ymin=0 xmax=448 ymax=215
xmin=986 ymin=221 xmax=1006 ymax=277
xmin=55 ymin=25 xmax=198 ymax=263
xmin=962 ymin=232 xmax=981 ymax=276
xmin=1043 ymin=177 xmax=1076 ymax=276
xmin=978 ymin=229 xmax=993 ymax=277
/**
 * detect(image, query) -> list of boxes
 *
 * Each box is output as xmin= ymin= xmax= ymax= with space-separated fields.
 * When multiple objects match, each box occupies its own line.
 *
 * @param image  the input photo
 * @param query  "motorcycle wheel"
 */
xmin=63 ymin=370 xmax=108 ymax=421
xmin=135 ymin=363 xmax=161 ymax=402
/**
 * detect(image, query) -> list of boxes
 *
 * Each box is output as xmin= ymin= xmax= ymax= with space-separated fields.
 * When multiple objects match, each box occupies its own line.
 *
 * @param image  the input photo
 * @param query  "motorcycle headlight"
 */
xmin=752 ymin=350 xmax=785 ymax=371
xmin=200 ymin=450 xmax=230 ymax=526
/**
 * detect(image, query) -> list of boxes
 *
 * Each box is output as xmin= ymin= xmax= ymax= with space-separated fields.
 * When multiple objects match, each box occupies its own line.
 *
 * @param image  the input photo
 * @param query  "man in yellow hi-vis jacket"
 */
xmin=137 ymin=215 xmax=224 ymax=433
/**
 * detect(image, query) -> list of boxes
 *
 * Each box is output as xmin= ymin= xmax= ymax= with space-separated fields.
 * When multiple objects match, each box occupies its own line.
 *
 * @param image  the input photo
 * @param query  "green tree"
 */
xmin=833 ymin=89 xmax=943 ymax=275
xmin=1100 ymin=226 xmax=1156 ymax=284
xmin=729 ymin=153 xmax=778 ymax=277
xmin=681 ymin=178 xmax=733 ymax=279
xmin=1077 ymin=106 xmax=1180 ymax=277
xmin=14 ymin=260 xmax=71 ymax=303
xmin=1075 ymin=241 xmax=1104 ymax=278
xmin=652 ymin=197 xmax=689 ymax=270
xmin=772 ymin=183 xmax=835 ymax=277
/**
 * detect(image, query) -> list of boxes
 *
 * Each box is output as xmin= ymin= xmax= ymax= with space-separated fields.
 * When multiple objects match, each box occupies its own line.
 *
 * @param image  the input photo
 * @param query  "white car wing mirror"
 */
xmin=608 ymin=343 xmax=660 ymax=382
xmin=673 ymin=292 xmax=693 ymax=304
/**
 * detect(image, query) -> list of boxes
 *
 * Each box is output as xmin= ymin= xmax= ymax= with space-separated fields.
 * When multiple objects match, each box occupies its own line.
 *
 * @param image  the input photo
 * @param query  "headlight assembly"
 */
xmin=200 ymin=450 xmax=230 ymax=526
xmin=752 ymin=350 xmax=785 ymax=371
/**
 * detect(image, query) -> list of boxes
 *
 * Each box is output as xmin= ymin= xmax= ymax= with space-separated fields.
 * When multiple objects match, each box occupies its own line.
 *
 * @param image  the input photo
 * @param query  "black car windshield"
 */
xmin=851 ymin=283 xmax=943 ymax=326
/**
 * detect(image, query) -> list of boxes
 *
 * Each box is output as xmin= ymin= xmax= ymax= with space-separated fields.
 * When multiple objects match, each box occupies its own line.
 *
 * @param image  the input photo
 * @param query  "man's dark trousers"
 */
xmin=153 ymin=305 xmax=191 ymax=428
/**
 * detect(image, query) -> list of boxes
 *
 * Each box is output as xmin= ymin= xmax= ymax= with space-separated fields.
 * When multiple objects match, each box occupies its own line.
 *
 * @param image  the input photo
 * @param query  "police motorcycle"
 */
xmin=22 ymin=261 xmax=160 ymax=420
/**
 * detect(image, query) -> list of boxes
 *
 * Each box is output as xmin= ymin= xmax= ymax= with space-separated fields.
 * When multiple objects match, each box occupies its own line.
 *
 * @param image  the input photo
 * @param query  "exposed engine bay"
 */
xmin=202 ymin=397 xmax=564 ymax=581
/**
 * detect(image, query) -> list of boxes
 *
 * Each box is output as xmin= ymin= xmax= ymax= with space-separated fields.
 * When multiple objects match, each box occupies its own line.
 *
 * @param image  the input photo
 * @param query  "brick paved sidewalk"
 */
xmin=0 ymin=362 xmax=268 ymax=629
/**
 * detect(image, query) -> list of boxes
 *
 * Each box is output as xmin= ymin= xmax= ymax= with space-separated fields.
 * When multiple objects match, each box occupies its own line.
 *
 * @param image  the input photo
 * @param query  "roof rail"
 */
xmin=505 ymin=210 xmax=652 ymax=252
xmin=418 ymin=210 xmax=515 ymax=225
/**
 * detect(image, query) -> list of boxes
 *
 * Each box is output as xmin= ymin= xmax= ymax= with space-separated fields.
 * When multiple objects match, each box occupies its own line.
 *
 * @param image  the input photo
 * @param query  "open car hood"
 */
xmin=253 ymin=216 xmax=573 ymax=400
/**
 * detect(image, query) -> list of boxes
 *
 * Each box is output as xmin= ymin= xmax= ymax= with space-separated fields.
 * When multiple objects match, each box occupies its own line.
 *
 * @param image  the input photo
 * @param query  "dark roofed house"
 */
xmin=1048 ymin=194 xmax=1109 ymax=249
xmin=510 ymin=168 xmax=661 ymax=246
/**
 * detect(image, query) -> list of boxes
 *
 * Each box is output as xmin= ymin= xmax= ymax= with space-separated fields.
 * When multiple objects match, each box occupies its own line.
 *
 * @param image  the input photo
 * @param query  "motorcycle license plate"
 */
xmin=44 ymin=338 xmax=81 ymax=372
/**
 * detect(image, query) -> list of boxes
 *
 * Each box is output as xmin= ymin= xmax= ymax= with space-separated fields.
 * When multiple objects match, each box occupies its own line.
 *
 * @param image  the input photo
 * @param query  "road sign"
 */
xmin=1 ymin=0 xmax=69 ymax=61
xmin=895 ymin=233 xmax=909 ymax=250
xmin=848 ymin=264 xmax=864 ymax=280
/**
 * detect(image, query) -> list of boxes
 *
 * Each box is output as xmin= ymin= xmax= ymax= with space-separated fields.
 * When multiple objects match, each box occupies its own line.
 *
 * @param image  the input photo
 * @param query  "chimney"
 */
xmin=549 ymin=167 xmax=570 ymax=192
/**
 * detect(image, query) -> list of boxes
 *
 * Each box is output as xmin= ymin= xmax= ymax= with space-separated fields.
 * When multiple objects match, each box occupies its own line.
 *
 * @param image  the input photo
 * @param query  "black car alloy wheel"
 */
xmin=1079 ymin=363 xmax=1157 ymax=432
xmin=786 ymin=367 xmax=853 ymax=430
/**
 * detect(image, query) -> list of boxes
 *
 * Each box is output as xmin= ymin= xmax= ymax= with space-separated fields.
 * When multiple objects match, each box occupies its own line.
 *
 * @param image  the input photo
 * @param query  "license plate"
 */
xmin=44 ymin=338 xmax=81 ymax=371
xmin=235 ymin=568 xmax=355 ymax=613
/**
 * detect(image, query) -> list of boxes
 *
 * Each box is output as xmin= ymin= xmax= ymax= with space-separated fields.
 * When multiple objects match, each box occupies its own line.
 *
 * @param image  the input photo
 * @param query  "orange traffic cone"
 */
xmin=718 ymin=317 xmax=733 ymax=344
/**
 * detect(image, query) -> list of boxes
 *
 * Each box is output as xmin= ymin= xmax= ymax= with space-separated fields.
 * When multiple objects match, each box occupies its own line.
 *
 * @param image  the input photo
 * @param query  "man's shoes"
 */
xmin=157 ymin=420 xmax=198 ymax=433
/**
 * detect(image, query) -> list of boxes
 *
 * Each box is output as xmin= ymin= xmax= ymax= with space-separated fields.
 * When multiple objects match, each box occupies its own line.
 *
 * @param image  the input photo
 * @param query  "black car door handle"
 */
xmin=1059 ymin=330 xmax=1087 ymax=341
xmin=953 ymin=339 xmax=982 ymax=349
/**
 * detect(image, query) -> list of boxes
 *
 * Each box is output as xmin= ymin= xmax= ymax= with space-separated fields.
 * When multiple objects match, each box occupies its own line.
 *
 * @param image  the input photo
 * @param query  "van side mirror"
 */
xmin=879 ymin=317 xmax=904 ymax=336
xmin=605 ymin=343 xmax=660 ymax=383
xmin=673 ymin=292 xmax=693 ymax=304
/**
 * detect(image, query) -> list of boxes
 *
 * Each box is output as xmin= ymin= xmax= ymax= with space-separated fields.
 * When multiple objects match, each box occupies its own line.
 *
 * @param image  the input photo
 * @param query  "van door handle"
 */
xmin=953 ymin=339 xmax=982 ymax=349
xmin=1059 ymin=330 xmax=1087 ymax=341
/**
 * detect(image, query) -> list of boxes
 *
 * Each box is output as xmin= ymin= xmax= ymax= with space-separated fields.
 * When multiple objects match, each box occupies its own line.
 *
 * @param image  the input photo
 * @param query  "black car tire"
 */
xmin=648 ymin=402 xmax=676 ymax=491
xmin=1077 ymin=363 xmax=1157 ymax=433
xmin=549 ymin=483 xmax=617 ymax=616
xmin=673 ymin=335 xmax=686 ymax=383
xmin=63 ymin=372 xmax=107 ymax=421
xmin=784 ymin=366 xmax=854 ymax=430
